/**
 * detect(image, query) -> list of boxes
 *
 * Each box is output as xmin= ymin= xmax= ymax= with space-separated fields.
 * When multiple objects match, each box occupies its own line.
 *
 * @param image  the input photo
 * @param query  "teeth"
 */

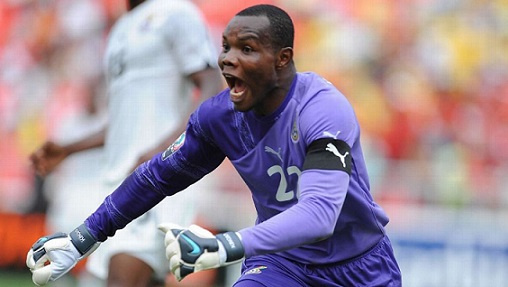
xmin=230 ymin=89 xmax=245 ymax=97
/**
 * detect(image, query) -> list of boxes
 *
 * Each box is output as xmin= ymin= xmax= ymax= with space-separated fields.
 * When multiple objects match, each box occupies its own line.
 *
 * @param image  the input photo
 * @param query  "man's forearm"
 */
xmin=239 ymin=169 xmax=347 ymax=257
xmin=63 ymin=128 xmax=106 ymax=155
xmin=84 ymin=162 xmax=166 ymax=241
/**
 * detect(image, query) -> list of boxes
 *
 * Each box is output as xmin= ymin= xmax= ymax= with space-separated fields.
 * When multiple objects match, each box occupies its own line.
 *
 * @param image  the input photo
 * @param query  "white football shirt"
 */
xmin=102 ymin=0 xmax=218 ymax=187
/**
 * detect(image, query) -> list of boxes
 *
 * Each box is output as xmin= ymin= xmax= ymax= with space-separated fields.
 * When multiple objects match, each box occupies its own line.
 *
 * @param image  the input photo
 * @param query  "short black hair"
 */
xmin=236 ymin=4 xmax=294 ymax=50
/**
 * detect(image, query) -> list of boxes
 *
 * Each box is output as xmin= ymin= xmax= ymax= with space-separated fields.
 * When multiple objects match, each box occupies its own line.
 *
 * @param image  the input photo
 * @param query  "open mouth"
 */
xmin=224 ymin=74 xmax=247 ymax=99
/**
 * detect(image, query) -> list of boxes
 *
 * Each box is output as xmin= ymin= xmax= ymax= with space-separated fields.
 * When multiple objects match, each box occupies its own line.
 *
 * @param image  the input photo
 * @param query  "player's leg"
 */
xmin=107 ymin=253 xmax=156 ymax=287
xmin=86 ymin=211 xmax=165 ymax=287
xmin=165 ymin=269 xmax=217 ymax=287
xmin=77 ymin=269 xmax=106 ymax=287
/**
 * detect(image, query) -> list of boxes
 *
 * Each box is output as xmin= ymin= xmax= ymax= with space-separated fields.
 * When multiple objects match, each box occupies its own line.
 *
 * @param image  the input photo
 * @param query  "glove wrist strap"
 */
xmin=216 ymin=231 xmax=244 ymax=263
xmin=69 ymin=223 xmax=98 ymax=256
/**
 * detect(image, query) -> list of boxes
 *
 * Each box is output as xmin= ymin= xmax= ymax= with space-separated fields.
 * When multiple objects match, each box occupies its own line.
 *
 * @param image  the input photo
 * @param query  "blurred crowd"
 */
xmin=1 ymin=0 xmax=507 ymax=217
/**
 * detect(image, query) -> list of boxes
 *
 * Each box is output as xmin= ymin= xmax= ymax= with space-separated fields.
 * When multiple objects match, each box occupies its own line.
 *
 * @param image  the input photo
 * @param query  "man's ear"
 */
xmin=276 ymin=47 xmax=293 ymax=69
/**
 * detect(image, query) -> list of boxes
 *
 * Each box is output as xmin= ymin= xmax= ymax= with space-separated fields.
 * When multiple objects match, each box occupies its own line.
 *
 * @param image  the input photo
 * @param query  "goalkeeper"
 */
xmin=27 ymin=4 xmax=402 ymax=287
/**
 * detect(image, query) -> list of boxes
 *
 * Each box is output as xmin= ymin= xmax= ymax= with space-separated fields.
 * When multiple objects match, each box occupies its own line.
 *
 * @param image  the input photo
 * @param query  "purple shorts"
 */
xmin=233 ymin=236 xmax=401 ymax=287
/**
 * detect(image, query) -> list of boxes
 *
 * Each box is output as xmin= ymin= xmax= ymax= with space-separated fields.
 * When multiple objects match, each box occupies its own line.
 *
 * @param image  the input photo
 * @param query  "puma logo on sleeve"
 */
xmin=303 ymin=138 xmax=352 ymax=174
xmin=326 ymin=143 xmax=349 ymax=168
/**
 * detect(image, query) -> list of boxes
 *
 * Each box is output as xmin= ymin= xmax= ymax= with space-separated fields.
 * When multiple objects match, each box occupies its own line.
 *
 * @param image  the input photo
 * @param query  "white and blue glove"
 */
xmin=158 ymin=223 xmax=245 ymax=281
xmin=26 ymin=224 xmax=99 ymax=286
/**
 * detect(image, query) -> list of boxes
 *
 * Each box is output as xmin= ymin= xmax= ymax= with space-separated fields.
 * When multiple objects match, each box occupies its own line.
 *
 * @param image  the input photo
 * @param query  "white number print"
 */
xmin=267 ymin=165 xmax=301 ymax=202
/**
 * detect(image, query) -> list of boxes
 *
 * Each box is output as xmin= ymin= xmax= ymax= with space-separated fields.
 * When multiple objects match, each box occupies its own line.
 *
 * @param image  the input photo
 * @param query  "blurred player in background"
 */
xmin=29 ymin=0 xmax=223 ymax=286
xmin=27 ymin=4 xmax=401 ymax=287
xmin=36 ymin=83 xmax=107 ymax=287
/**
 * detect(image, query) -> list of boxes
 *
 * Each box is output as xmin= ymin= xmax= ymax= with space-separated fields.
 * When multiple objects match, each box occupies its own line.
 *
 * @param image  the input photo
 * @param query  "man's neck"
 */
xmin=128 ymin=0 xmax=145 ymax=11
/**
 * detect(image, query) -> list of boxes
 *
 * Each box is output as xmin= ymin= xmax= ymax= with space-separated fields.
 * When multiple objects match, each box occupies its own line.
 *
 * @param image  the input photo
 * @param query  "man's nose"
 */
xmin=221 ymin=50 xmax=238 ymax=67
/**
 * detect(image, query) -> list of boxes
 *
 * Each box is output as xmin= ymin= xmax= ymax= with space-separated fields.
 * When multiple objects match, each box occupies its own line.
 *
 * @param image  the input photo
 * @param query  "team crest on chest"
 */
xmin=162 ymin=132 xmax=186 ymax=160
xmin=291 ymin=114 xmax=299 ymax=143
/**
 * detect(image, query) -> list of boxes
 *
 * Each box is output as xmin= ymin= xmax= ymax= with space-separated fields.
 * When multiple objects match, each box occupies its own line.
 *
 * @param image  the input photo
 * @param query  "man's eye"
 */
xmin=222 ymin=44 xmax=230 ymax=52
xmin=242 ymin=46 xmax=252 ymax=53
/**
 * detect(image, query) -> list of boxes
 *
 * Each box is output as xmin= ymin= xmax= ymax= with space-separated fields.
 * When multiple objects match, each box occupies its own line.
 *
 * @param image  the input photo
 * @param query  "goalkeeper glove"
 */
xmin=158 ymin=223 xmax=244 ymax=281
xmin=26 ymin=224 xmax=99 ymax=286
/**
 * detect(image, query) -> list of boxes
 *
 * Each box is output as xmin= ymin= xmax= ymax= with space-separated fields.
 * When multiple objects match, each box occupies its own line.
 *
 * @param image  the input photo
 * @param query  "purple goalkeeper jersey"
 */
xmin=85 ymin=72 xmax=390 ymax=264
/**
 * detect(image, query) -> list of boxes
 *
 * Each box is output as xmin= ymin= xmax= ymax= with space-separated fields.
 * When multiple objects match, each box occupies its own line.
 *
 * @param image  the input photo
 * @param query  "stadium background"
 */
xmin=1 ymin=0 xmax=507 ymax=286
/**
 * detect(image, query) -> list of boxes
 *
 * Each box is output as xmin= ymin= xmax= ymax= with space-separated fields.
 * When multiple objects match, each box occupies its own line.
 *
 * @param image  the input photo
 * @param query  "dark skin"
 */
xmin=108 ymin=254 xmax=154 ymax=287
xmin=128 ymin=0 xmax=145 ymax=10
xmin=219 ymin=15 xmax=296 ymax=116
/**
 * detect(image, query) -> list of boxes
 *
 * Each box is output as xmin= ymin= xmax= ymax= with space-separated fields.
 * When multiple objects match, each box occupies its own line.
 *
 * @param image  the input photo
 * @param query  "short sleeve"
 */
xmin=160 ymin=2 xmax=218 ymax=75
